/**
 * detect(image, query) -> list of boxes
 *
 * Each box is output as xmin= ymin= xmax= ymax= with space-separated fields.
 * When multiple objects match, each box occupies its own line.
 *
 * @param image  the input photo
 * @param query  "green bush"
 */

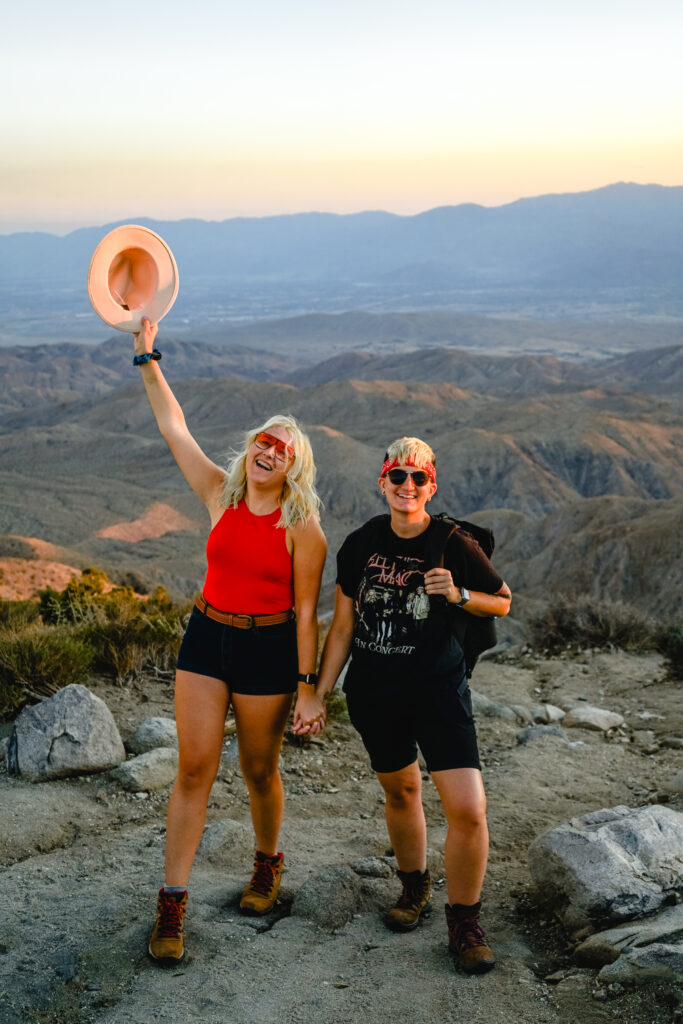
xmin=0 ymin=599 xmax=41 ymax=628
xmin=654 ymin=624 xmax=683 ymax=680
xmin=0 ymin=625 xmax=93 ymax=720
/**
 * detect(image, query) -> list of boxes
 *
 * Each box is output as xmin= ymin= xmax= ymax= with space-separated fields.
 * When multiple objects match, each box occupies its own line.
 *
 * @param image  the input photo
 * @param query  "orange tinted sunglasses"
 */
xmin=254 ymin=431 xmax=295 ymax=462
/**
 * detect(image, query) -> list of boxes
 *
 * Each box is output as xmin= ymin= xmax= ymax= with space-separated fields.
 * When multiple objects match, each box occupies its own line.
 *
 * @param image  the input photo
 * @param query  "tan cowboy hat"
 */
xmin=87 ymin=224 xmax=179 ymax=333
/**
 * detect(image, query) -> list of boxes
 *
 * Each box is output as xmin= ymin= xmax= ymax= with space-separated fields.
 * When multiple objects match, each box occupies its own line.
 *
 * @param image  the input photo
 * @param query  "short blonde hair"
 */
xmin=219 ymin=414 xmax=321 ymax=528
xmin=384 ymin=436 xmax=436 ymax=471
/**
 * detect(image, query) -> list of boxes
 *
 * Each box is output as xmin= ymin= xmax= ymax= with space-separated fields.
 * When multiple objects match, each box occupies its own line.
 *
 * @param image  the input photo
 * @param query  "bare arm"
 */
xmin=424 ymin=571 xmax=512 ymax=617
xmin=292 ymin=585 xmax=355 ymax=736
xmin=134 ymin=319 xmax=224 ymax=509
xmin=291 ymin=515 xmax=327 ymax=681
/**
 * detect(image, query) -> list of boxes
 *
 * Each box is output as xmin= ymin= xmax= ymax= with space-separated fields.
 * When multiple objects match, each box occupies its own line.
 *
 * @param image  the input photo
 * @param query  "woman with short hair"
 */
xmin=294 ymin=436 xmax=510 ymax=974
xmin=133 ymin=319 xmax=327 ymax=965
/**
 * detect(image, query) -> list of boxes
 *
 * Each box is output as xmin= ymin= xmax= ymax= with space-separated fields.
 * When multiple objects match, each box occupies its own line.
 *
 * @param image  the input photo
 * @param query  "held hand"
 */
xmin=292 ymin=693 xmax=327 ymax=736
xmin=133 ymin=316 xmax=158 ymax=355
xmin=423 ymin=567 xmax=461 ymax=604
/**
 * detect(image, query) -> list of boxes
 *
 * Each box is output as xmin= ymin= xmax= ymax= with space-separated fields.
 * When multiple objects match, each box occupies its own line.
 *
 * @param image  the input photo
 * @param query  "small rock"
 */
xmin=197 ymin=819 xmax=252 ymax=867
xmin=660 ymin=737 xmax=683 ymax=750
xmin=127 ymin=717 xmax=177 ymax=755
xmin=669 ymin=770 xmax=683 ymax=796
xmin=517 ymin=724 xmax=566 ymax=745
xmin=599 ymin=943 xmax=683 ymax=985
xmin=576 ymin=903 xmax=683 ymax=967
xmin=563 ymin=706 xmax=625 ymax=732
xmin=110 ymin=747 xmax=178 ymax=792
xmin=512 ymin=705 xmax=534 ymax=725
xmin=351 ymin=857 xmax=394 ymax=879
xmin=292 ymin=866 xmax=361 ymax=929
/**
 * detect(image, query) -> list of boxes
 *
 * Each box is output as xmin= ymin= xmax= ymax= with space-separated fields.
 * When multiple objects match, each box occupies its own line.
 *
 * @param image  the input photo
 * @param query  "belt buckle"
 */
xmin=237 ymin=614 xmax=254 ymax=629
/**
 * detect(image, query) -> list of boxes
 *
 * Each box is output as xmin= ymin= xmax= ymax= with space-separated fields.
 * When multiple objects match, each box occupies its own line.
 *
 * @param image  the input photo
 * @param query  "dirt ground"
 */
xmin=1 ymin=645 xmax=681 ymax=1024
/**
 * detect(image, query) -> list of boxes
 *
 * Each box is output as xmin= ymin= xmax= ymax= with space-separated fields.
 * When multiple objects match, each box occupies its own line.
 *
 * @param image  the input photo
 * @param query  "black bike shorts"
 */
xmin=344 ymin=672 xmax=481 ymax=774
xmin=176 ymin=606 xmax=298 ymax=695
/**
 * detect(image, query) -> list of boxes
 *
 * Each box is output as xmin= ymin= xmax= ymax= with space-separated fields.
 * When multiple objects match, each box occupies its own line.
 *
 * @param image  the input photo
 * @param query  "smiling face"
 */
xmin=379 ymin=461 xmax=437 ymax=519
xmin=246 ymin=424 xmax=295 ymax=486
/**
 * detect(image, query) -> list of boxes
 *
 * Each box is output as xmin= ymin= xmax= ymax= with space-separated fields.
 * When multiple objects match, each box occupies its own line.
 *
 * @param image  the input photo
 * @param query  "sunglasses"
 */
xmin=386 ymin=469 xmax=432 ymax=486
xmin=253 ymin=431 xmax=295 ymax=463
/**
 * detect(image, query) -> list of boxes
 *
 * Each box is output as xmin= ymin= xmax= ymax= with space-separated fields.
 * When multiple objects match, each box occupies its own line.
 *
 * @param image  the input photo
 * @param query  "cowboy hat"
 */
xmin=87 ymin=224 xmax=179 ymax=333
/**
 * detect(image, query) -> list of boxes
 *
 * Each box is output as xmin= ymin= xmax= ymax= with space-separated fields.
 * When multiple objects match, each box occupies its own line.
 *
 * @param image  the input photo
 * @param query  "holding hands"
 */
xmin=292 ymin=691 xmax=327 ymax=736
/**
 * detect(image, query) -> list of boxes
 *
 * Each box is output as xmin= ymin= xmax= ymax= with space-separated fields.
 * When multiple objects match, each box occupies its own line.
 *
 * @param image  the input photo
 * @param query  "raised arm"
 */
xmin=134 ymin=318 xmax=225 ymax=509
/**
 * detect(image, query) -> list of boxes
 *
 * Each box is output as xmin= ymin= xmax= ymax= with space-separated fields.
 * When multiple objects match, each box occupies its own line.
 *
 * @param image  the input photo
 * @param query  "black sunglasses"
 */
xmin=386 ymin=469 xmax=431 ymax=486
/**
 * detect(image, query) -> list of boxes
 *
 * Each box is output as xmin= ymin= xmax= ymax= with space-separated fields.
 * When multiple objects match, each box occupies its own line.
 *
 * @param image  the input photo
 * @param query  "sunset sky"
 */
xmin=3 ymin=0 xmax=682 ymax=233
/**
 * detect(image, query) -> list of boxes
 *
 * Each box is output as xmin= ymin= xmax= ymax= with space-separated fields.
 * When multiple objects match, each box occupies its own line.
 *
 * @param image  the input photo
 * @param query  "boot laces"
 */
xmin=157 ymin=894 xmax=184 ymax=938
xmin=397 ymin=879 xmax=424 ymax=909
xmin=250 ymin=858 xmax=277 ymax=896
xmin=453 ymin=916 xmax=487 ymax=950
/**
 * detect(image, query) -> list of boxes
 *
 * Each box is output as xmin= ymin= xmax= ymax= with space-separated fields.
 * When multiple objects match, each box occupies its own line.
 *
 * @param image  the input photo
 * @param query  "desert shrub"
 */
xmin=654 ymin=624 xmax=683 ymax=680
xmin=325 ymin=689 xmax=350 ymax=723
xmin=527 ymin=595 xmax=658 ymax=654
xmin=82 ymin=612 xmax=185 ymax=684
xmin=0 ymin=625 xmax=93 ymax=720
xmin=0 ymin=599 xmax=41 ymax=628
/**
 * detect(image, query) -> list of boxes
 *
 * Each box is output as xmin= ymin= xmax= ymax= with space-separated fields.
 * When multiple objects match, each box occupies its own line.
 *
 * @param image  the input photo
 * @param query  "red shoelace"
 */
xmin=157 ymin=894 xmax=184 ymax=937
xmin=249 ymin=860 xmax=278 ymax=896
xmin=452 ymin=917 xmax=487 ymax=949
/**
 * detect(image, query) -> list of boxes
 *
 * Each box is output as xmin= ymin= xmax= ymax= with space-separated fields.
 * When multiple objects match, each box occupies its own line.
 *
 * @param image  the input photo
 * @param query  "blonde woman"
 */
xmin=296 ymin=436 xmax=511 ymax=974
xmin=133 ymin=319 xmax=327 ymax=965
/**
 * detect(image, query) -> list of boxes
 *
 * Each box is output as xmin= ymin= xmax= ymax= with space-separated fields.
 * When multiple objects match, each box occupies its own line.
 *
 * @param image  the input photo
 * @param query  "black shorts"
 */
xmin=344 ymin=671 xmax=481 ymax=774
xmin=176 ymin=607 xmax=298 ymax=695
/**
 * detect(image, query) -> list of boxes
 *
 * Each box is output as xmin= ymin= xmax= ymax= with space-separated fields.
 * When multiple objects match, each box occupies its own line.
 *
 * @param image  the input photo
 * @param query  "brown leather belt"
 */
xmin=195 ymin=594 xmax=294 ymax=630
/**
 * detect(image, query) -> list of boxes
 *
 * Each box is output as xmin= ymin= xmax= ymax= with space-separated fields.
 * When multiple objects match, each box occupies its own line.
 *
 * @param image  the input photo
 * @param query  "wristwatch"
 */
xmin=455 ymin=587 xmax=470 ymax=607
xmin=297 ymin=672 xmax=318 ymax=686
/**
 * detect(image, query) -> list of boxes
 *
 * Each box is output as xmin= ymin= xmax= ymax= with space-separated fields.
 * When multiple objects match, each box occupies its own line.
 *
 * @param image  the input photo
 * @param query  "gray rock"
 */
xmin=127 ymin=717 xmax=177 ymax=755
xmin=511 ymin=705 xmax=534 ymax=725
xmin=222 ymin=737 xmax=240 ymax=768
xmin=531 ymin=703 xmax=565 ymax=724
xmin=0 ymin=736 xmax=8 ymax=763
xmin=598 ymin=943 xmax=683 ymax=985
xmin=528 ymin=804 xmax=683 ymax=930
xmin=669 ymin=770 xmax=683 ymax=796
xmin=470 ymin=689 xmax=516 ymax=721
xmin=8 ymin=684 xmax=125 ymax=781
xmin=562 ymin=705 xmax=624 ymax=731
xmin=109 ymin=747 xmax=178 ymax=791
xmin=197 ymin=818 xmax=252 ymax=867
xmin=351 ymin=857 xmax=394 ymax=878
xmin=576 ymin=903 xmax=683 ymax=967
xmin=517 ymin=724 xmax=567 ymax=745
xmin=292 ymin=865 xmax=361 ymax=929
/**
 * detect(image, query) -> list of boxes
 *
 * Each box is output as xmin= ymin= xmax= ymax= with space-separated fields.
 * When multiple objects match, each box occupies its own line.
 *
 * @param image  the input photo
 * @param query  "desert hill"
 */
xmin=0 ymin=338 xmax=680 ymax=615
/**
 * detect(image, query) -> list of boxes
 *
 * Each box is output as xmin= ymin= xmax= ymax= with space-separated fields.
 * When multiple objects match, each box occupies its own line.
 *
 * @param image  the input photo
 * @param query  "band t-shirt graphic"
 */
xmin=336 ymin=517 xmax=503 ymax=689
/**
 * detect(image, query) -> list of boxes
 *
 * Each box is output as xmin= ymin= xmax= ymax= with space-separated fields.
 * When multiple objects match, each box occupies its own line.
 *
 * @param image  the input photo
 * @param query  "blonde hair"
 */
xmin=384 ymin=436 xmax=436 ymax=471
xmin=219 ymin=414 xmax=321 ymax=528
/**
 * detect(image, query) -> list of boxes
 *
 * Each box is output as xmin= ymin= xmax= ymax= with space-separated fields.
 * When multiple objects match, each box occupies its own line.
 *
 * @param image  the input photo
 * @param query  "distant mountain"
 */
xmin=4 ymin=184 xmax=683 ymax=344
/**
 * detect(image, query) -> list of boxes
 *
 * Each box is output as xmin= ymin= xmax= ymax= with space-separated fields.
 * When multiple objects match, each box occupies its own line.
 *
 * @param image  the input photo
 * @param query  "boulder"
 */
xmin=470 ymin=689 xmax=516 ymax=721
xmin=562 ymin=705 xmax=624 ymax=731
xmin=528 ymin=804 xmax=683 ymax=930
xmin=517 ymin=724 xmax=566 ymax=745
xmin=8 ymin=684 xmax=125 ymax=781
xmin=598 ymin=944 xmax=683 ymax=986
xmin=127 ymin=717 xmax=177 ymax=755
xmin=531 ymin=703 xmax=565 ymax=724
xmin=292 ymin=865 xmax=361 ymax=929
xmin=351 ymin=857 xmax=394 ymax=879
xmin=575 ymin=903 xmax=683 ymax=967
xmin=110 ymin=747 xmax=178 ymax=791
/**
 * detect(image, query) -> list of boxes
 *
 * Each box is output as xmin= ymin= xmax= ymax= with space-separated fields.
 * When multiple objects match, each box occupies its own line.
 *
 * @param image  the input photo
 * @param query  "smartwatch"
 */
xmin=297 ymin=672 xmax=318 ymax=686
xmin=455 ymin=587 xmax=470 ymax=607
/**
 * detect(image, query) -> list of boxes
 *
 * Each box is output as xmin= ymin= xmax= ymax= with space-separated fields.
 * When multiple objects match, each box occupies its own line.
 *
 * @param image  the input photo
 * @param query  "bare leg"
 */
xmin=232 ymin=692 xmax=293 ymax=855
xmin=376 ymin=761 xmax=427 ymax=873
xmin=430 ymin=767 xmax=488 ymax=905
xmin=164 ymin=670 xmax=230 ymax=886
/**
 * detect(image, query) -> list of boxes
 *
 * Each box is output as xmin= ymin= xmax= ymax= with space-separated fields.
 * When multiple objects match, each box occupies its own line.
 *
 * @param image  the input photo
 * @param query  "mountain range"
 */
xmin=4 ymin=183 xmax=683 ymax=345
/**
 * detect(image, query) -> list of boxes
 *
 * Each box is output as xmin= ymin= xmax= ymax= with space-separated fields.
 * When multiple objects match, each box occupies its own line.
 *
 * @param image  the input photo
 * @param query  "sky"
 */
xmin=2 ymin=0 xmax=683 ymax=234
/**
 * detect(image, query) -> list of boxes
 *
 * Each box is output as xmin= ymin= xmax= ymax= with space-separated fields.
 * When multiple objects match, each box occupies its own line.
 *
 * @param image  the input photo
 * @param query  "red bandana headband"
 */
xmin=380 ymin=457 xmax=436 ymax=482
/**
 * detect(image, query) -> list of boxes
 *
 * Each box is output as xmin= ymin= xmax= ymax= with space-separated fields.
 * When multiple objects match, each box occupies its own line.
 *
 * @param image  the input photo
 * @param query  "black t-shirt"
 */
xmin=336 ymin=515 xmax=503 ymax=687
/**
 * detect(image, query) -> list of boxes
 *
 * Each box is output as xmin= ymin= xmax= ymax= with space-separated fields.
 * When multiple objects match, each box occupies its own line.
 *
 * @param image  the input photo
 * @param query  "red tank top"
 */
xmin=203 ymin=500 xmax=293 ymax=613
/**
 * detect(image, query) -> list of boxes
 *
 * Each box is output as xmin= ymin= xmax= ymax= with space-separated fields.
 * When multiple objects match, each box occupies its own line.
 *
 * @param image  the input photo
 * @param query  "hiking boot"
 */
xmin=385 ymin=868 xmax=431 ymax=932
xmin=445 ymin=901 xmax=496 ymax=974
xmin=148 ymin=888 xmax=187 ymax=965
xmin=239 ymin=851 xmax=284 ymax=915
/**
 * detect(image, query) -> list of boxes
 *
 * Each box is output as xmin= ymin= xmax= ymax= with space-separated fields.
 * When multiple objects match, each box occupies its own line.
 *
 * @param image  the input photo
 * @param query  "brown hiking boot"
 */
xmin=148 ymin=888 xmax=187 ymax=965
xmin=385 ymin=868 xmax=431 ymax=932
xmin=239 ymin=851 xmax=284 ymax=915
xmin=445 ymin=901 xmax=496 ymax=973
